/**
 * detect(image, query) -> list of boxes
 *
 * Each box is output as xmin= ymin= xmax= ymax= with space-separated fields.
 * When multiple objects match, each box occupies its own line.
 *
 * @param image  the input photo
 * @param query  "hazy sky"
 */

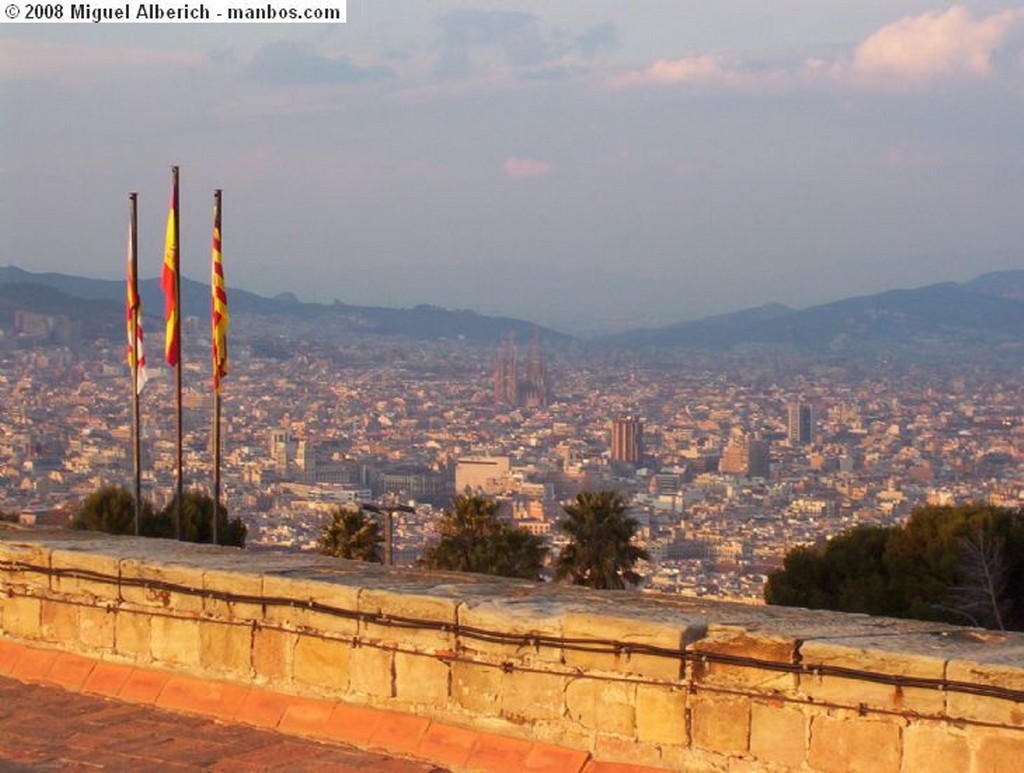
xmin=2 ymin=2 xmax=1023 ymax=333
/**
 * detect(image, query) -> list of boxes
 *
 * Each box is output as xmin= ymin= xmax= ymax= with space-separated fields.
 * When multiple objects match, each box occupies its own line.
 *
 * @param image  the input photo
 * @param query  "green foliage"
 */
xmin=765 ymin=504 xmax=1024 ymax=631
xmin=318 ymin=506 xmax=383 ymax=562
xmin=72 ymin=485 xmax=153 ymax=535
xmin=554 ymin=490 xmax=649 ymax=590
xmin=420 ymin=495 xmax=546 ymax=580
xmin=154 ymin=490 xmax=247 ymax=547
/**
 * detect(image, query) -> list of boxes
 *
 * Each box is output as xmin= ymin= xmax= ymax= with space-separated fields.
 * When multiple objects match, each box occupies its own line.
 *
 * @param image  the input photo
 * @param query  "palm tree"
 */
xmin=318 ymin=506 xmax=384 ymax=562
xmin=420 ymin=494 xmax=545 ymax=580
xmin=555 ymin=490 xmax=649 ymax=589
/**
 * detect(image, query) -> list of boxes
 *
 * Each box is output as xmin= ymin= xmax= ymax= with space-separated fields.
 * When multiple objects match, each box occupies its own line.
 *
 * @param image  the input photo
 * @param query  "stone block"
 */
xmin=49 ymin=548 xmax=120 ymax=602
xmin=690 ymin=692 xmax=751 ymax=756
xmin=251 ymin=626 xmax=295 ymax=683
xmin=78 ymin=604 xmax=115 ymax=650
xmin=40 ymin=599 xmax=79 ymax=643
xmin=565 ymin=677 xmax=636 ymax=737
xmin=115 ymin=609 xmax=152 ymax=660
xmin=691 ymin=630 xmax=799 ymax=693
xmin=119 ymin=559 xmax=205 ymax=614
xmin=807 ymin=714 xmax=900 ymax=773
xmin=563 ymin=611 xmax=690 ymax=681
xmin=635 ymin=684 xmax=688 ymax=746
xmin=0 ymin=542 xmax=51 ymax=593
xmin=457 ymin=598 xmax=563 ymax=666
xmin=799 ymin=640 xmax=947 ymax=715
xmin=262 ymin=573 xmax=360 ymax=638
xmin=973 ymin=731 xmax=1024 ymax=773
xmin=292 ymin=633 xmax=351 ymax=695
xmin=901 ymin=723 xmax=969 ymax=773
xmin=501 ymin=668 xmax=567 ymax=723
xmin=394 ymin=650 xmax=450 ymax=705
xmin=150 ymin=614 xmax=201 ymax=668
xmin=199 ymin=620 xmax=251 ymax=677
xmin=2 ymin=594 xmax=41 ymax=639
xmin=202 ymin=567 xmax=263 ymax=622
xmin=749 ymin=700 xmax=806 ymax=769
xmin=946 ymin=660 xmax=1024 ymax=726
xmin=450 ymin=660 xmax=503 ymax=715
xmin=360 ymin=585 xmax=456 ymax=651
xmin=349 ymin=643 xmax=394 ymax=699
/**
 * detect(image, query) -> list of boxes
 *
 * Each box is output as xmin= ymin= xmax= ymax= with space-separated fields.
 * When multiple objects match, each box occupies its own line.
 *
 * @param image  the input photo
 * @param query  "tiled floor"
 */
xmin=0 ymin=676 xmax=447 ymax=772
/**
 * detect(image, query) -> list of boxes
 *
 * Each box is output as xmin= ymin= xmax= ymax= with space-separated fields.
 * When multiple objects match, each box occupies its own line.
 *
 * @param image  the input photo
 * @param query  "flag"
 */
xmin=211 ymin=194 xmax=228 ymax=392
xmin=161 ymin=174 xmax=179 ymax=366
xmin=126 ymin=223 xmax=149 ymax=394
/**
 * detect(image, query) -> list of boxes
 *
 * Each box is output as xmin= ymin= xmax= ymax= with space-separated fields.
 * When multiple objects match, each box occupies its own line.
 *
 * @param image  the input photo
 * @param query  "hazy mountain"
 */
xmin=599 ymin=276 xmax=1024 ymax=352
xmin=0 ymin=265 xmax=568 ymax=345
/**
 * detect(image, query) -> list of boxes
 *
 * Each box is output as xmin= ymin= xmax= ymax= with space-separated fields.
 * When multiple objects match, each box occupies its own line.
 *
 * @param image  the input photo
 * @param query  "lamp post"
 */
xmin=360 ymin=502 xmax=415 ymax=566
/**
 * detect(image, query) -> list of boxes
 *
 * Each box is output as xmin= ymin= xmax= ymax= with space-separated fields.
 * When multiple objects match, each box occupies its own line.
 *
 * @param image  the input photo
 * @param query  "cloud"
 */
xmin=503 ymin=157 xmax=552 ymax=179
xmin=247 ymin=41 xmax=394 ymax=85
xmin=0 ymin=39 xmax=203 ymax=79
xmin=575 ymin=22 xmax=617 ymax=59
xmin=608 ymin=56 xmax=726 ymax=89
xmin=852 ymin=6 xmax=1022 ymax=82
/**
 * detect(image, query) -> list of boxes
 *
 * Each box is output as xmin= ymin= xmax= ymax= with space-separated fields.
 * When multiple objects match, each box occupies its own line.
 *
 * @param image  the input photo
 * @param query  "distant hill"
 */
xmin=0 ymin=266 xmax=568 ymax=345
xmin=598 ymin=273 xmax=1024 ymax=353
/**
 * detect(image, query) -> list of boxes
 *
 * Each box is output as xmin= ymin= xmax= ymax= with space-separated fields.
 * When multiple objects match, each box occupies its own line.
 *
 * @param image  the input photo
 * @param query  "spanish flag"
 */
xmin=162 ymin=169 xmax=180 ymax=366
xmin=211 ymin=191 xmax=228 ymax=392
xmin=126 ymin=221 xmax=148 ymax=394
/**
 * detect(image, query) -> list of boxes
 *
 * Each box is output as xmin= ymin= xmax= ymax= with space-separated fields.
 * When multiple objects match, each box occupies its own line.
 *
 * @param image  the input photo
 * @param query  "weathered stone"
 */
xmin=199 ymin=620 xmax=251 ymax=676
xmin=0 ymin=542 xmax=51 ymax=593
xmin=563 ymin=611 xmax=692 ymax=681
xmin=359 ymin=585 xmax=456 ymax=651
xmin=565 ymin=677 xmax=635 ymax=737
xmin=293 ymin=632 xmax=350 ymax=695
xmin=808 ymin=714 xmax=900 ymax=773
xmin=49 ymin=548 xmax=120 ymax=602
xmin=251 ymin=625 xmax=294 ymax=683
xmin=973 ymin=731 xmax=1024 ymax=773
xmin=800 ymin=639 xmax=946 ymax=715
xmin=635 ymin=684 xmax=688 ymax=746
xmin=2 ymin=595 xmax=41 ymax=639
xmin=202 ymin=567 xmax=263 ymax=622
xmin=114 ymin=609 xmax=151 ymax=660
xmin=40 ymin=599 xmax=78 ymax=644
xmin=262 ymin=573 xmax=360 ymax=637
xmin=691 ymin=692 xmax=750 ymax=755
xmin=691 ymin=628 xmax=799 ymax=693
xmin=458 ymin=598 xmax=563 ymax=666
xmin=78 ymin=604 xmax=115 ymax=650
xmin=394 ymin=651 xmax=450 ymax=705
xmin=119 ymin=559 xmax=204 ymax=614
xmin=749 ymin=699 xmax=806 ymax=768
xmin=450 ymin=660 xmax=503 ymax=715
xmin=946 ymin=660 xmax=1024 ymax=726
xmin=349 ymin=643 xmax=394 ymax=699
xmin=901 ymin=723 xmax=969 ymax=773
xmin=501 ymin=668 xmax=567 ymax=723
xmin=149 ymin=615 xmax=201 ymax=668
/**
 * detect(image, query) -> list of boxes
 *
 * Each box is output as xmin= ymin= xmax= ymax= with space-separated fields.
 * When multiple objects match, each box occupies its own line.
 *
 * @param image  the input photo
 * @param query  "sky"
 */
xmin=1 ymin=2 xmax=1023 ymax=334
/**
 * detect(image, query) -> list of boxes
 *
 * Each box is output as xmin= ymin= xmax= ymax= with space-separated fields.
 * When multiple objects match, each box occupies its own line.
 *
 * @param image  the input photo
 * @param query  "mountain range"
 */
xmin=1 ymin=264 xmax=1022 ymax=354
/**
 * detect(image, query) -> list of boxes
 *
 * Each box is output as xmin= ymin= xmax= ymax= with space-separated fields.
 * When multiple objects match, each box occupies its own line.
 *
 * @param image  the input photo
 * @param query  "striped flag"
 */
xmin=211 ymin=192 xmax=228 ymax=392
xmin=161 ymin=174 xmax=180 ymax=366
xmin=126 ymin=223 xmax=148 ymax=394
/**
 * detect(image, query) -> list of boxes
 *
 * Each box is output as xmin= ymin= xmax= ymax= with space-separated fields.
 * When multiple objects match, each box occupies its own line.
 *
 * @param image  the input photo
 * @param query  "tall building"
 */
xmin=787 ymin=402 xmax=814 ymax=446
xmin=720 ymin=434 xmax=770 ymax=478
xmin=610 ymin=416 xmax=643 ymax=463
xmin=493 ymin=331 xmax=551 ymax=408
xmin=493 ymin=335 xmax=518 ymax=405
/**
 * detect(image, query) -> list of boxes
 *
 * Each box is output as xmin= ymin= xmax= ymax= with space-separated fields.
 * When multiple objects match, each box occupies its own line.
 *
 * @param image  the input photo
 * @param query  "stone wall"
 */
xmin=1 ymin=531 xmax=1022 ymax=772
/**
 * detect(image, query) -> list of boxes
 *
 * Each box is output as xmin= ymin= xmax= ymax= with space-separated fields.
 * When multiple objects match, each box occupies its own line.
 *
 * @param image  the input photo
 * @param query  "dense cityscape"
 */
xmin=2 ymin=305 xmax=1022 ymax=603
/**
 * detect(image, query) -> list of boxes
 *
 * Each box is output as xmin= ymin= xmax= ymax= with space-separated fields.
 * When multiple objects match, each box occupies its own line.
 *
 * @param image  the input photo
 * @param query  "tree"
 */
xmin=420 ymin=495 xmax=546 ymax=580
xmin=554 ymin=490 xmax=649 ymax=590
xmin=72 ymin=485 xmax=153 ymax=535
xmin=318 ymin=506 xmax=383 ymax=562
xmin=154 ymin=490 xmax=246 ymax=547
xmin=765 ymin=504 xmax=1024 ymax=631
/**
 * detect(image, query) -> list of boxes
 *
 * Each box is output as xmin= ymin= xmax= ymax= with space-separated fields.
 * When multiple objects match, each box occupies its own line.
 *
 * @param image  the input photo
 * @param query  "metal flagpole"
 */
xmin=129 ymin=193 xmax=142 ymax=536
xmin=212 ymin=189 xmax=222 ymax=545
xmin=172 ymin=166 xmax=183 ymax=540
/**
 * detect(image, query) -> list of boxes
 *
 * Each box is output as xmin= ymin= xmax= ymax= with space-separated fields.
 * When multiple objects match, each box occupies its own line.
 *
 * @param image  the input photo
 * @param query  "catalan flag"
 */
xmin=126 ymin=222 xmax=148 ymax=394
xmin=162 ymin=171 xmax=180 ymax=366
xmin=211 ymin=191 xmax=228 ymax=392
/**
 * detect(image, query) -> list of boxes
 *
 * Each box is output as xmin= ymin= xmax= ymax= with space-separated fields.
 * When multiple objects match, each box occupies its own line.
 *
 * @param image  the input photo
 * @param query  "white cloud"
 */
xmin=608 ymin=55 xmax=724 ymax=88
xmin=503 ymin=157 xmax=552 ymax=178
xmin=852 ymin=6 xmax=1023 ymax=83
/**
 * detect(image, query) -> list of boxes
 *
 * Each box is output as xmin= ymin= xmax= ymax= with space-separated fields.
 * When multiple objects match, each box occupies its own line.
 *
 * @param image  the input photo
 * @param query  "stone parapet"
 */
xmin=1 ymin=531 xmax=1022 ymax=772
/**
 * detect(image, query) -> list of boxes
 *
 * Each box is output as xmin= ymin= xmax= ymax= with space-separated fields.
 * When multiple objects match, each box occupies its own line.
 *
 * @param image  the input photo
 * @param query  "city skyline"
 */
xmin=2 ymin=2 xmax=1022 ymax=333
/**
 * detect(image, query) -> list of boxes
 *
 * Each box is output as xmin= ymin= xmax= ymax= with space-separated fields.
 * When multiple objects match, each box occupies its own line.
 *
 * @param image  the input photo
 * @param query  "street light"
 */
xmin=360 ymin=502 xmax=415 ymax=566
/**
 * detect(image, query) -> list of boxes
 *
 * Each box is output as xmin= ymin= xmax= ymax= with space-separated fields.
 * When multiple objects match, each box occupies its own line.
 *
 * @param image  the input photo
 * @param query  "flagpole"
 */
xmin=129 ymin=193 xmax=142 ymax=536
xmin=212 ymin=188 xmax=222 ymax=546
xmin=172 ymin=166 xmax=183 ymax=540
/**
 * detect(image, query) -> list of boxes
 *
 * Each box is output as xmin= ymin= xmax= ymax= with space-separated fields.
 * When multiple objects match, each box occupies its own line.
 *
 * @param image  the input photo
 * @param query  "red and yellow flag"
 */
xmin=161 ymin=171 xmax=180 ymax=366
xmin=126 ymin=221 xmax=148 ymax=394
xmin=211 ymin=192 xmax=228 ymax=393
